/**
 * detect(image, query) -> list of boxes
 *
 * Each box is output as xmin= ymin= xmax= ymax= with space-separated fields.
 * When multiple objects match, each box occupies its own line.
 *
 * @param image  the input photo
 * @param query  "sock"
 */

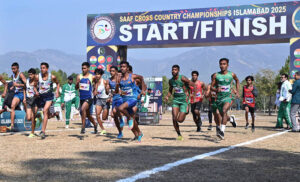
xmin=66 ymin=120 xmax=69 ymax=125
xmin=230 ymin=116 xmax=233 ymax=122
xmin=221 ymin=124 xmax=226 ymax=132
xmin=176 ymin=131 xmax=181 ymax=136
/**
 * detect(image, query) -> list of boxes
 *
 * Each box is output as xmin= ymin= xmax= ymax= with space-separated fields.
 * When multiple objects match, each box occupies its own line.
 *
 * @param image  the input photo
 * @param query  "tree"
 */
xmin=255 ymin=69 xmax=277 ymax=115
xmin=275 ymin=56 xmax=290 ymax=84
xmin=162 ymin=76 xmax=173 ymax=106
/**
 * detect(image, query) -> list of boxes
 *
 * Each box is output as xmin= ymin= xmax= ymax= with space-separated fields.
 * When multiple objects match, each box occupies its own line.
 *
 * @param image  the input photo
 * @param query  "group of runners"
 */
xmin=0 ymin=57 xmax=258 ymax=141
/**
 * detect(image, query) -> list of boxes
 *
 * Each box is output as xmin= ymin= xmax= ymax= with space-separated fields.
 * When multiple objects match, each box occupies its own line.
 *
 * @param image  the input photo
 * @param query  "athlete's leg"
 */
xmin=113 ymin=107 xmax=122 ymax=133
xmin=245 ymin=106 xmax=250 ymax=128
xmin=41 ymin=101 xmax=52 ymax=133
xmin=95 ymin=105 xmax=105 ymax=130
xmin=86 ymin=105 xmax=97 ymax=127
xmin=172 ymin=106 xmax=181 ymax=134
xmin=118 ymin=102 xmax=131 ymax=120
xmin=10 ymin=97 xmax=21 ymax=128
xmin=80 ymin=101 xmax=89 ymax=129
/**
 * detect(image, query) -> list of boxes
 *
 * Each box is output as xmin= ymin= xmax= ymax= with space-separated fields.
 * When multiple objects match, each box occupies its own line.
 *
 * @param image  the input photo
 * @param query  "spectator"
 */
xmin=290 ymin=71 xmax=300 ymax=132
xmin=276 ymin=73 xmax=292 ymax=129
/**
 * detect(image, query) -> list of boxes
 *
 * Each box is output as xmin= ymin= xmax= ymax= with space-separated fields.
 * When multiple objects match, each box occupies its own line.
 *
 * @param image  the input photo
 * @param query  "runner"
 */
xmin=26 ymin=68 xmax=39 ymax=137
xmin=0 ymin=74 xmax=7 ymax=99
xmin=107 ymin=66 xmax=124 ymax=138
xmin=116 ymin=61 xmax=145 ymax=142
xmin=75 ymin=62 xmax=98 ymax=134
xmin=35 ymin=62 xmax=60 ymax=139
xmin=93 ymin=68 xmax=109 ymax=135
xmin=165 ymin=65 xmax=196 ymax=141
xmin=189 ymin=71 xmax=205 ymax=132
xmin=211 ymin=58 xmax=239 ymax=140
xmin=242 ymin=76 xmax=258 ymax=132
xmin=61 ymin=76 xmax=79 ymax=129
xmin=8 ymin=62 xmax=27 ymax=131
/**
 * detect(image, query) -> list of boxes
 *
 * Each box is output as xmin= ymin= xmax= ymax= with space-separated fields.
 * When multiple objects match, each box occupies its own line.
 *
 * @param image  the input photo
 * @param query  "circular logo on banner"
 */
xmin=98 ymin=64 xmax=105 ymax=70
xmin=90 ymin=65 xmax=97 ymax=72
xmin=89 ymin=56 xmax=97 ymax=64
xmin=294 ymin=59 xmax=300 ymax=68
xmin=294 ymin=49 xmax=300 ymax=58
xmin=291 ymin=70 xmax=298 ymax=78
xmin=292 ymin=7 xmax=300 ymax=32
xmin=98 ymin=56 xmax=105 ymax=63
xmin=106 ymin=56 xmax=113 ymax=63
xmin=90 ymin=16 xmax=116 ymax=44
xmin=98 ymin=47 xmax=105 ymax=55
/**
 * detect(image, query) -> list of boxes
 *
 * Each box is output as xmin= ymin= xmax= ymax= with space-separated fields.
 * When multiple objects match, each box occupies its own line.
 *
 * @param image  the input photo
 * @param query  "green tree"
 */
xmin=162 ymin=76 xmax=173 ymax=106
xmin=255 ymin=69 xmax=277 ymax=115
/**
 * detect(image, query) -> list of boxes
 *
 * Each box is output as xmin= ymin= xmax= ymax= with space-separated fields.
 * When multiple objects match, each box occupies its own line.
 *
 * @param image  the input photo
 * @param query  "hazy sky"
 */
xmin=0 ymin=0 xmax=289 ymax=59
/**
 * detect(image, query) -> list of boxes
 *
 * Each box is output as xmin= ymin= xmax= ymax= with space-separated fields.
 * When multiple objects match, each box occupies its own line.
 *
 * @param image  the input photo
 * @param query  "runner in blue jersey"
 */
xmin=76 ymin=62 xmax=98 ymax=134
xmin=35 ymin=62 xmax=60 ymax=139
xmin=8 ymin=62 xmax=27 ymax=131
xmin=116 ymin=61 xmax=146 ymax=142
xmin=107 ymin=66 xmax=124 ymax=138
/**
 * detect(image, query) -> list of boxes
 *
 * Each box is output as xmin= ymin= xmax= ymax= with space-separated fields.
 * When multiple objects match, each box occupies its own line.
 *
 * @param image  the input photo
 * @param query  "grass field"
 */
xmin=0 ymin=111 xmax=299 ymax=182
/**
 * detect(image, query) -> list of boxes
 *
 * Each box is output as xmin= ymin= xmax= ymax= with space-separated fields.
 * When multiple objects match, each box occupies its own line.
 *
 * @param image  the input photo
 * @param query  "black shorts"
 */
xmin=191 ymin=102 xmax=202 ymax=112
xmin=243 ymin=104 xmax=255 ymax=114
xmin=36 ymin=92 xmax=54 ymax=108
xmin=80 ymin=98 xmax=93 ymax=109
xmin=26 ymin=97 xmax=37 ymax=109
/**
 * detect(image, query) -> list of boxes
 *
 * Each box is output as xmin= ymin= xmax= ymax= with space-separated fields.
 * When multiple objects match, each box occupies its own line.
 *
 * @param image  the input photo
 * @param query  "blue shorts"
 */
xmin=14 ymin=92 xmax=24 ymax=101
xmin=37 ymin=92 xmax=54 ymax=108
xmin=123 ymin=98 xmax=137 ymax=114
xmin=112 ymin=98 xmax=123 ymax=109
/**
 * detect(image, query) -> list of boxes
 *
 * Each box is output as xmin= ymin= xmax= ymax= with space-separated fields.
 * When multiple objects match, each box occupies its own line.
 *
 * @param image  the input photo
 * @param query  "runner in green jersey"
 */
xmin=165 ymin=65 xmax=196 ymax=141
xmin=211 ymin=58 xmax=239 ymax=140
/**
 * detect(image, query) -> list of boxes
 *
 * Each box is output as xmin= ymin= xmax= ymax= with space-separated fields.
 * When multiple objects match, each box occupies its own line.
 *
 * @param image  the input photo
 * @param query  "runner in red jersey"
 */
xmin=242 ymin=76 xmax=258 ymax=132
xmin=190 ymin=71 xmax=206 ymax=132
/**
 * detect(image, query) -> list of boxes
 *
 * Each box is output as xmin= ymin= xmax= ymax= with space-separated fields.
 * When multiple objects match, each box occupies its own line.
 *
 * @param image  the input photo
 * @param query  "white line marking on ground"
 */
xmin=117 ymin=130 xmax=289 ymax=182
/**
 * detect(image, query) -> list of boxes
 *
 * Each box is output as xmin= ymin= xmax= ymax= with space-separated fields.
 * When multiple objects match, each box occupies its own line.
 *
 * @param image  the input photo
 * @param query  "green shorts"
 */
xmin=216 ymin=97 xmax=232 ymax=114
xmin=172 ymin=99 xmax=188 ymax=113
xmin=211 ymin=102 xmax=218 ymax=113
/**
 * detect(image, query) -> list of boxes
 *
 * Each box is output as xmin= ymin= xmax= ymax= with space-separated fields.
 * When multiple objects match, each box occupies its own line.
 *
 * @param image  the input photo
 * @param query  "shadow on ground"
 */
xmin=1 ymin=145 xmax=299 ymax=182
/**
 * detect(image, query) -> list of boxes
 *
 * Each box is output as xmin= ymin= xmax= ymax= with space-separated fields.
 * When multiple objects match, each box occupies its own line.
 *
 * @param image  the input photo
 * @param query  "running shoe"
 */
xmin=217 ymin=129 xmax=224 ymax=140
xmin=80 ymin=128 xmax=86 ymax=134
xmin=65 ymin=125 xmax=69 ymax=129
xmin=230 ymin=115 xmax=237 ymax=128
xmin=7 ymin=126 xmax=16 ymax=132
xmin=39 ymin=131 xmax=45 ymax=139
xmin=117 ymin=132 xmax=123 ymax=139
xmin=196 ymin=126 xmax=201 ymax=132
xmin=132 ymin=136 xmax=138 ymax=141
xmin=119 ymin=117 xmax=124 ymax=128
xmin=128 ymin=119 xmax=134 ymax=130
xmin=28 ymin=133 xmax=35 ymax=138
xmin=176 ymin=135 xmax=184 ymax=141
xmin=93 ymin=125 xmax=98 ymax=134
xmin=208 ymin=125 xmax=213 ymax=131
xmin=137 ymin=133 xmax=144 ymax=142
xmin=251 ymin=124 xmax=255 ymax=132
xmin=100 ymin=130 xmax=107 ymax=135
xmin=245 ymin=123 xmax=249 ymax=129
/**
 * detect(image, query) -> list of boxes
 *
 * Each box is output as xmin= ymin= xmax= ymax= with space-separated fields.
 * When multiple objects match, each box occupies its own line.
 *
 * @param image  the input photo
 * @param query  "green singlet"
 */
xmin=215 ymin=71 xmax=233 ymax=113
xmin=169 ymin=75 xmax=189 ymax=113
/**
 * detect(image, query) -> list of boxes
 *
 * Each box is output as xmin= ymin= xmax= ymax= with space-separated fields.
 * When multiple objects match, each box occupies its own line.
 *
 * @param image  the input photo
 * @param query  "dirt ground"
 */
xmin=0 ymin=111 xmax=299 ymax=182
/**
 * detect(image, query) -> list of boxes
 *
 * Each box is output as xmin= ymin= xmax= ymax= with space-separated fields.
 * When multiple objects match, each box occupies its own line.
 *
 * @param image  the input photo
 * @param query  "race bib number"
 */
xmin=220 ymin=85 xmax=230 ymax=92
xmin=123 ymin=88 xmax=133 ymax=96
xmin=27 ymin=90 xmax=34 ymax=97
xmin=79 ymin=83 xmax=90 ymax=91
xmin=174 ymin=87 xmax=184 ymax=94
xmin=40 ymin=83 xmax=50 ymax=92
xmin=196 ymin=92 xmax=202 ymax=98
xmin=245 ymin=97 xmax=254 ymax=103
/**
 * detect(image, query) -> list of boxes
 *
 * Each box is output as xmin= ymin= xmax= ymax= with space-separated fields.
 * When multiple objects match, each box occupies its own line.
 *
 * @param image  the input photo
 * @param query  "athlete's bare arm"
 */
xmin=232 ymin=72 xmax=240 ymax=98
xmin=211 ymin=73 xmax=218 ymax=92
xmin=105 ymin=79 xmax=110 ymax=95
xmin=132 ymin=74 xmax=146 ymax=95
xmin=75 ymin=75 xmax=80 ymax=90
xmin=182 ymin=76 xmax=196 ymax=100
xmin=165 ymin=80 xmax=173 ymax=102
xmin=14 ymin=72 xmax=27 ymax=89
xmin=0 ymin=75 xmax=7 ymax=98
xmin=205 ymin=84 xmax=211 ymax=98
xmin=51 ymin=75 xmax=60 ymax=98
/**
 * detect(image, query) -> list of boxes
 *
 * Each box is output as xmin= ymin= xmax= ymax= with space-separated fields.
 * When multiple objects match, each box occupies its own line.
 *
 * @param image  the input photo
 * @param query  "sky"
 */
xmin=0 ymin=0 xmax=290 ymax=59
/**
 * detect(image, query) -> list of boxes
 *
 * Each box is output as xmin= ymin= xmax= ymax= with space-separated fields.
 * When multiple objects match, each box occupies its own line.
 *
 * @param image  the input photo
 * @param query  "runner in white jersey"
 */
xmin=35 ymin=62 xmax=60 ymax=139
xmin=93 ymin=68 xmax=110 ymax=135
xmin=0 ymin=74 xmax=7 ymax=99
xmin=8 ymin=62 xmax=27 ymax=132
xmin=26 ymin=68 xmax=39 ymax=138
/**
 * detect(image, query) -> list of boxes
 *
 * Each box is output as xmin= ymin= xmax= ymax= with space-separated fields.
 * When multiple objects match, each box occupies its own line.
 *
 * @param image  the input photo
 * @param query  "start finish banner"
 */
xmin=87 ymin=1 xmax=300 ymax=47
